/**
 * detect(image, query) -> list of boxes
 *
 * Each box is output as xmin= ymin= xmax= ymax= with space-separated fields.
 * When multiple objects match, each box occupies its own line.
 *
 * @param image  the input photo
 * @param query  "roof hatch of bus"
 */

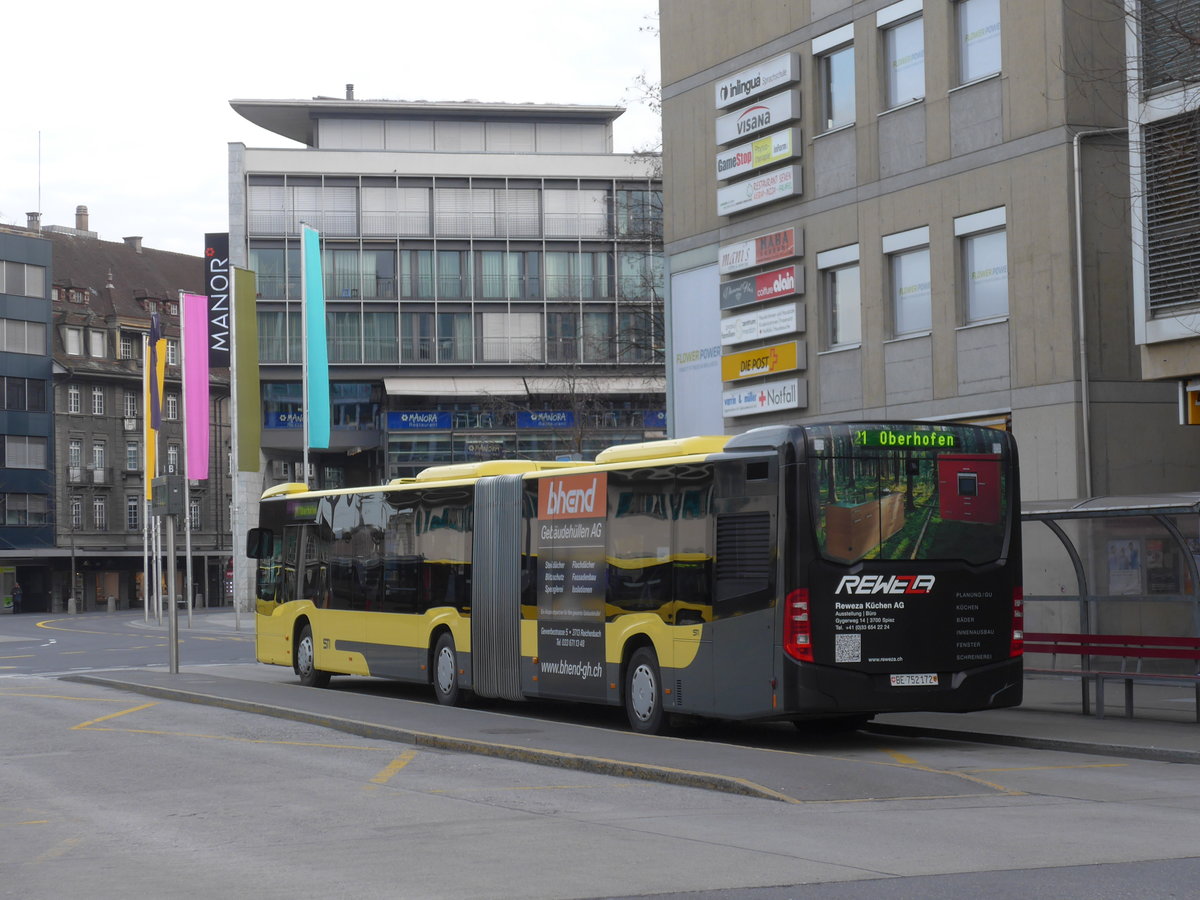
xmin=406 ymin=459 xmax=583 ymax=483
xmin=594 ymin=434 xmax=731 ymax=465
xmin=261 ymin=482 xmax=312 ymax=499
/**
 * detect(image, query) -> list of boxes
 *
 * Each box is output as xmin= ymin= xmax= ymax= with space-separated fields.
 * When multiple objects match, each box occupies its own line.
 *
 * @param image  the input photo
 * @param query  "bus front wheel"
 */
xmin=433 ymin=632 xmax=464 ymax=706
xmin=295 ymin=624 xmax=331 ymax=688
xmin=625 ymin=646 xmax=667 ymax=735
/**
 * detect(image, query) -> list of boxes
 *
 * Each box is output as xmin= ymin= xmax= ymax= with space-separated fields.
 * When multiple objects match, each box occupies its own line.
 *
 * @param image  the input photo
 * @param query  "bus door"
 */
xmin=708 ymin=456 xmax=778 ymax=720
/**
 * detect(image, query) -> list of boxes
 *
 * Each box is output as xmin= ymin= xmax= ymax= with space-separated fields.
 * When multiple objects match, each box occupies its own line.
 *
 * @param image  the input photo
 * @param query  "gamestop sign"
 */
xmin=716 ymin=128 xmax=799 ymax=182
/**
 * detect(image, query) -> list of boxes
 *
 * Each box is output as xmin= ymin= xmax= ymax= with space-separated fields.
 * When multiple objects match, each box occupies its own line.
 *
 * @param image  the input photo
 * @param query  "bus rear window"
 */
xmin=805 ymin=423 xmax=1009 ymax=565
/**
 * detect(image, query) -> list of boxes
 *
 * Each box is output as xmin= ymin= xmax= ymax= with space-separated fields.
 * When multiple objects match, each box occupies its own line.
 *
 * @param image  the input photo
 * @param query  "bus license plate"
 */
xmin=890 ymin=673 xmax=938 ymax=687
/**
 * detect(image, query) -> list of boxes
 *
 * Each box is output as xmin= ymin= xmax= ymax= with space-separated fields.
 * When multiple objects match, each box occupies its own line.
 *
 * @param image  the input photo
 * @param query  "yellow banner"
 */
xmin=721 ymin=341 xmax=800 ymax=382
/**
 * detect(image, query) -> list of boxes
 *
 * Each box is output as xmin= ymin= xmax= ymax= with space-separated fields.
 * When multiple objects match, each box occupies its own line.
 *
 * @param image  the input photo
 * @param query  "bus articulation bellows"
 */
xmin=247 ymin=422 xmax=1022 ymax=734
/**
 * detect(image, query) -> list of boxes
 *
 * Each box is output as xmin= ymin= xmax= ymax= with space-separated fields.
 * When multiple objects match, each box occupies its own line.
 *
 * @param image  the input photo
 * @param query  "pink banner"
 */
xmin=182 ymin=292 xmax=210 ymax=480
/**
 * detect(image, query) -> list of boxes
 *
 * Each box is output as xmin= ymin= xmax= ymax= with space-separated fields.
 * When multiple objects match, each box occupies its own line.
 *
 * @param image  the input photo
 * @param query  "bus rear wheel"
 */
xmin=433 ymin=632 xmax=464 ymax=706
xmin=625 ymin=646 xmax=668 ymax=735
xmin=295 ymin=624 xmax=331 ymax=688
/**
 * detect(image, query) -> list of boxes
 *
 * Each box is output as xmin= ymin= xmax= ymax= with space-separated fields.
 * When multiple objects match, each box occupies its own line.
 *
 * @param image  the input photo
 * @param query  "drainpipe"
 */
xmin=1072 ymin=126 xmax=1127 ymax=499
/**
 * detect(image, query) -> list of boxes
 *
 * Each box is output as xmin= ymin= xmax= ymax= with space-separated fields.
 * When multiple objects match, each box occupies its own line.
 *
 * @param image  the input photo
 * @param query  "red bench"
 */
xmin=1023 ymin=632 xmax=1200 ymax=722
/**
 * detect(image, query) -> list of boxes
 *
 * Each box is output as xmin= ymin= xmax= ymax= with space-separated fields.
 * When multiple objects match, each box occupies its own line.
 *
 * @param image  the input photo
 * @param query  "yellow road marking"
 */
xmin=963 ymin=763 xmax=1127 ymax=773
xmin=72 ymin=702 xmax=159 ymax=730
xmin=879 ymin=748 xmax=1024 ymax=796
xmin=34 ymin=838 xmax=80 ymax=863
xmin=369 ymin=750 xmax=418 ymax=785
xmin=0 ymin=692 xmax=131 ymax=702
xmin=2 ymin=820 xmax=50 ymax=826
xmin=87 ymin=726 xmax=389 ymax=750
xmin=0 ymin=655 xmax=35 ymax=660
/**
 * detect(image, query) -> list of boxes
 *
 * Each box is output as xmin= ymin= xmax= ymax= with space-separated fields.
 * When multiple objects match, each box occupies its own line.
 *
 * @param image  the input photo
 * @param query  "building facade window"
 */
xmin=91 ymin=386 xmax=105 ymax=416
xmin=126 ymin=441 xmax=140 ymax=472
xmin=4 ymin=435 xmax=48 ymax=469
xmin=956 ymin=207 xmax=1009 ymax=322
xmin=166 ymin=444 xmax=180 ymax=474
xmin=2 ymin=318 xmax=47 ymax=355
xmin=167 ymin=338 xmax=179 ymax=366
xmin=190 ymin=499 xmax=202 ymax=531
xmin=127 ymin=495 xmax=140 ymax=531
xmin=124 ymin=390 xmax=139 ymax=418
xmin=1140 ymin=0 xmax=1200 ymax=93
xmin=89 ymin=329 xmax=106 ymax=358
xmin=814 ymin=24 xmax=855 ymax=131
xmin=165 ymin=393 xmax=179 ymax=420
xmin=2 ymin=377 xmax=46 ymax=411
xmin=1 ymin=493 xmax=49 ymax=526
xmin=70 ymin=497 xmax=82 ymax=529
xmin=817 ymin=245 xmax=862 ymax=349
xmin=0 ymin=261 xmax=47 ymax=298
xmin=92 ymin=440 xmax=106 ymax=469
xmin=93 ymin=496 xmax=107 ymax=531
xmin=68 ymin=384 xmax=81 ymax=414
xmin=956 ymin=0 xmax=1001 ymax=84
xmin=119 ymin=332 xmax=138 ymax=360
xmin=880 ymin=1 xmax=925 ymax=108
xmin=65 ymin=326 xmax=83 ymax=356
xmin=68 ymin=439 xmax=83 ymax=468
xmin=884 ymin=225 xmax=932 ymax=336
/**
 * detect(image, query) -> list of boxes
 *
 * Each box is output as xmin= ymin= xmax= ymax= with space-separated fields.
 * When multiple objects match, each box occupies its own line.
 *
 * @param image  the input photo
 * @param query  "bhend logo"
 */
xmin=835 ymin=575 xmax=936 ymax=595
xmin=539 ymin=473 xmax=607 ymax=520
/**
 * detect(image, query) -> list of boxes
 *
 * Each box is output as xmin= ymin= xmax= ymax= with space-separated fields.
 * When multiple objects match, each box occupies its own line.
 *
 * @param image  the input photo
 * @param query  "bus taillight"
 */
xmin=1010 ymin=587 xmax=1024 ymax=657
xmin=784 ymin=589 xmax=813 ymax=662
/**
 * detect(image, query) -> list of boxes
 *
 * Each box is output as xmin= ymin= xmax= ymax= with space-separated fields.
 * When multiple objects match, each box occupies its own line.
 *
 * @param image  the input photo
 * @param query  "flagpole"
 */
xmin=229 ymin=271 xmax=242 ymax=629
xmin=179 ymin=291 xmax=194 ymax=629
xmin=142 ymin=335 xmax=150 ymax=624
xmin=301 ymin=222 xmax=310 ymax=488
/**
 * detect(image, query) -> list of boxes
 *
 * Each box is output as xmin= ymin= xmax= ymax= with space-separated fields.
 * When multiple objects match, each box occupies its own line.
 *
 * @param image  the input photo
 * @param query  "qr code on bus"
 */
xmin=835 ymin=633 xmax=861 ymax=663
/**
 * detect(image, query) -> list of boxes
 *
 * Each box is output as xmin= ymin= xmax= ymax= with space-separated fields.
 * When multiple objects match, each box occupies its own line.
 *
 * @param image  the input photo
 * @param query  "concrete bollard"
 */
xmin=106 ymin=596 xmax=116 ymax=614
xmin=67 ymin=596 xmax=77 ymax=615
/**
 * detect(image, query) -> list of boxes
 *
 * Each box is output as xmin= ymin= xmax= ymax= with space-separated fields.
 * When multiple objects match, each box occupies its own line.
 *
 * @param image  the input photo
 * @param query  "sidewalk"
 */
xmin=121 ymin=608 xmax=1200 ymax=765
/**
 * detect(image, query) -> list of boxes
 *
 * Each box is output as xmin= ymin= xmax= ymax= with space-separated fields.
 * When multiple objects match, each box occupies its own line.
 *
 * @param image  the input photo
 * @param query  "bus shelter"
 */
xmin=1021 ymin=494 xmax=1200 ymax=702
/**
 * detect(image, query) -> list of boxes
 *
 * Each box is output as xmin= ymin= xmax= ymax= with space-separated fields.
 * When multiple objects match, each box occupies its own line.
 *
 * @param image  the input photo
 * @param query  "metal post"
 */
xmin=167 ymin=515 xmax=179 ymax=673
xmin=69 ymin=525 xmax=77 ymax=615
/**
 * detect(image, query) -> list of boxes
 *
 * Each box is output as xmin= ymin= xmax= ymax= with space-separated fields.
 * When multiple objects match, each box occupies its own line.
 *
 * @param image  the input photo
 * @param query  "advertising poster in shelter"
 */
xmin=536 ymin=473 xmax=608 ymax=700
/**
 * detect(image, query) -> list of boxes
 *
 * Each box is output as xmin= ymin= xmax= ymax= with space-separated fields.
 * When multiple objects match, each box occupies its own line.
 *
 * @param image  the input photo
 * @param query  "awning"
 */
xmin=383 ymin=374 xmax=665 ymax=397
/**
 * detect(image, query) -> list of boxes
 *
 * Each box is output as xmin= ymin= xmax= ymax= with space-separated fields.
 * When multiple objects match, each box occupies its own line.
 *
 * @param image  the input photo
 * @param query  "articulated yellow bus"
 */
xmin=248 ymin=422 xmax=1023 ymax=733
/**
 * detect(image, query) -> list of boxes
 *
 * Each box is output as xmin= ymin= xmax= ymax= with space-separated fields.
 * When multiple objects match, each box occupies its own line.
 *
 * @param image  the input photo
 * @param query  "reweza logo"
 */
xmin=835 ymin=575 xmax=935 ymax=595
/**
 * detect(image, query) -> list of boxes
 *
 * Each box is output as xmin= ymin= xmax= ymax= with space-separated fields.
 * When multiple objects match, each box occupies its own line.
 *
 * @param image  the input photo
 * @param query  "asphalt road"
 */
xmin=2 ymin=610 xmax=1199 ymax=898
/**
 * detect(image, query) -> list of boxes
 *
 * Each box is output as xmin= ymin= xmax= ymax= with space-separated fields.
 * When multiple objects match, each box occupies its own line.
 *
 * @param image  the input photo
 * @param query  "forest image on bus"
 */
xmin=248 ymin=422 xmax=1023 ymax=734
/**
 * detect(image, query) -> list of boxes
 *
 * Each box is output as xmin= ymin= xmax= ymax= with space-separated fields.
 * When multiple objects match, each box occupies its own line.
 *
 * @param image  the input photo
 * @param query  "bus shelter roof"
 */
xmin=1021 ymin=493 xmax=1200 ymax=521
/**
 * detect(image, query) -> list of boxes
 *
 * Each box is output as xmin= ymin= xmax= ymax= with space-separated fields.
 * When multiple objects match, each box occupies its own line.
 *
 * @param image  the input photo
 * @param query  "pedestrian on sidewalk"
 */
xmin=12 ymin=582 xmax=22 ymax=614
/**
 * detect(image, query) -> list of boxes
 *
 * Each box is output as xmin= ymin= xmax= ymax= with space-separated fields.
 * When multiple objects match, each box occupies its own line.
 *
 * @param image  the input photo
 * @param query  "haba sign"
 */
xmin=204 ymin=233 xmax=230 ymax=368
xmin=719 ymin=227 xmax=800 ymax=275
xmin=536 ymin=473 xmax=608 ymax=701
xmin=714 ymin=53 xmax=799 ymax=110
xmin=720 ymin=341 xmax=804 ymax=382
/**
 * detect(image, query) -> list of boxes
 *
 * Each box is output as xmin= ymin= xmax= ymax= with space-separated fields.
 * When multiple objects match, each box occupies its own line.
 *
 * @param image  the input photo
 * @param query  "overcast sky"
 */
xmin=1 ymin=0 xmax=660 ymax=257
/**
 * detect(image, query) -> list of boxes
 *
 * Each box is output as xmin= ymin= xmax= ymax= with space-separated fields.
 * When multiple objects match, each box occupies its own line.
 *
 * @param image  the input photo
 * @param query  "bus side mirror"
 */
xmin=246 ymin=528 xmax=273 ymax=559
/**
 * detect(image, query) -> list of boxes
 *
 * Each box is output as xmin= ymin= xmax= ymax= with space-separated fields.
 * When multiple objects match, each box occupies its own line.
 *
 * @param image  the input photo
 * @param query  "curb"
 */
xmin=61 ymin=673 xmax=801 ymax=803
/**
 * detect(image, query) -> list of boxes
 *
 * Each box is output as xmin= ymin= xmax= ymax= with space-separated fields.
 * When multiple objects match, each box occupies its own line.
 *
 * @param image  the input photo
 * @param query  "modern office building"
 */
xmin=2 ymin=210 xmax=232 ymax=611
xmin=0 ymin=225 xmax=53 ymax=612
xmin=659 ymin=0 xmax=1200 ymax=500
xmin=227 ymin=91 xmax=665 ymax=495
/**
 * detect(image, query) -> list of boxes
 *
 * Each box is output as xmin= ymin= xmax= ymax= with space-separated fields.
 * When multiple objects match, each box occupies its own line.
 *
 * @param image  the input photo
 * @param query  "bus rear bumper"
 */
xmin=782 ymin=656 xmax=1023 ymax=718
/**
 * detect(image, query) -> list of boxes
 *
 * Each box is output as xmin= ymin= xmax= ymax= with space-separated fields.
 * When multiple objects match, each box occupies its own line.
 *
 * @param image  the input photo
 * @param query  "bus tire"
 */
xmin=625 ymin=646 xmax=668 ymax=735
xmin=433 ymin=632 xmax=464 ymax=707
xmin=295 ymin=624 xmax=331 ymax=688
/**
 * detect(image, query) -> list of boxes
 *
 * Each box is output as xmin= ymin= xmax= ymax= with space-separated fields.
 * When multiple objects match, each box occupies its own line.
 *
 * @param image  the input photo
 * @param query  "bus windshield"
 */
xmin=804 ymin=423 xmax=1010 ymax=566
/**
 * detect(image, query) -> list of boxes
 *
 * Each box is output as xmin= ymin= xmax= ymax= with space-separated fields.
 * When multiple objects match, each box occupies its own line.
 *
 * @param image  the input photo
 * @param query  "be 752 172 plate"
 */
xmin=889 ymin=673 xmax=938 ymax=687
